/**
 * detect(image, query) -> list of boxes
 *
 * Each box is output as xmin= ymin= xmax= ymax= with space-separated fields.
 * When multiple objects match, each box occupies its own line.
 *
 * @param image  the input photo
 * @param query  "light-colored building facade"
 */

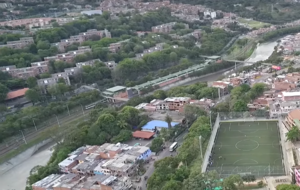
xmin=0 ymin=37 xmax=34 ymax=49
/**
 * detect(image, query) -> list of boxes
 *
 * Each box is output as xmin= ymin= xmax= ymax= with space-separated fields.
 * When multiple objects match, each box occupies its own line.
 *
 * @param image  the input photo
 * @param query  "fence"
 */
xmin=218 ymin=111 xmax=280 ymax=121
xmin=201 ymin=113 xmax=220 ymax=173
xmin=0 ymin=106 xmax=90 ymax=157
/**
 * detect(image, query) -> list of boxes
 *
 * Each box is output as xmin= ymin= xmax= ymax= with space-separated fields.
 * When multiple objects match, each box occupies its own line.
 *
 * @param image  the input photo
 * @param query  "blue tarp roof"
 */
xmin=142 ymin=120 xmax=179 ymax=130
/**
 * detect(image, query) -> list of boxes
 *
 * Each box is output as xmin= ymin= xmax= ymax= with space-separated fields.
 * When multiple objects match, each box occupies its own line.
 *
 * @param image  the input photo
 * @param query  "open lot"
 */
xmin=238 ymin=18 xmax=270 ymax=29
xmin=207 ymin=121 xmax=285 ymax=177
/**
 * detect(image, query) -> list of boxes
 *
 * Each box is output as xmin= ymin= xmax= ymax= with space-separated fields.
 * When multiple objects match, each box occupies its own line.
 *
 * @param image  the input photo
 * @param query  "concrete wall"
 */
xmin=0 ymin=138 xmax=52 ymax=175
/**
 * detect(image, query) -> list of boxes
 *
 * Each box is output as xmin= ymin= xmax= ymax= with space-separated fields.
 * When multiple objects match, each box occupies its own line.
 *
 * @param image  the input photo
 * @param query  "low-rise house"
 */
xmin=284 ymin=109 xmax=300 ymax=130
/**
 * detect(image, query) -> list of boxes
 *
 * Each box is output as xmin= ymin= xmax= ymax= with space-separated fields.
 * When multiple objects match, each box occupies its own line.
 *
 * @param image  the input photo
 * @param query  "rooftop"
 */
xmin=282 ymin=91 xmax=300 ymax=96
xmin=142 ymin=120 xmax=179 ymax=130
xmin=6 ymin=88 xmax=29 ymax=100
xmin=105 ymin=86 xmax=126 ymax=93
xmin=289 ymin=109 xmax=300 ymax=120
xmin=132 ymin=131 xmax=155 ymax=139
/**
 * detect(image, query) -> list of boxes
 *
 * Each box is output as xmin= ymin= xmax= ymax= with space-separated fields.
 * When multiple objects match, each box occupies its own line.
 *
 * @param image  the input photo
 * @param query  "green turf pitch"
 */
xmin=207 ymin=121 xmax=285 ymax=177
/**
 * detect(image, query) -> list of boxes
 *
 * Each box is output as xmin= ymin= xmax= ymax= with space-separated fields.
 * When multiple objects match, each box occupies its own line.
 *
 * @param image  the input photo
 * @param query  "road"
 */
xmin=137 ymin=130 xmax=188 ymax=190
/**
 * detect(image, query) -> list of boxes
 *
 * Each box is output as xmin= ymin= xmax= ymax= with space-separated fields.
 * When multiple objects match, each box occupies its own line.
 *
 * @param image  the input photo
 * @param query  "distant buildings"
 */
xmin=284 ymin=109 xmax=300 ymax=130
xmin=0 ymin=17 xmax=78 ymax=29
xmin=108 ymin=39 xmax=129 ymax=53
xmin=0 ymin=37 xmax=34 ymax=49
xmin=37 ymin=72 xmax=71 ymax=92
xmin=103 ymin=86 xmax=137 ymax=102
xmin=44 ymin=46 xmax=92 ymax=63
xmin=135 ymin=97 xmax=214 ymax=113
xmin=151 ymin=22 xmax=189 ymax=33
xmin=52 ymin=29 xmax=111 ymax=52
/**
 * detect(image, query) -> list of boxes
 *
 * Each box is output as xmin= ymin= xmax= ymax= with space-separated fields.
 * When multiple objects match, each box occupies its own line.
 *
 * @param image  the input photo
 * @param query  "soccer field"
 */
xmin=207 ymin=121 xmax=285 ymax=177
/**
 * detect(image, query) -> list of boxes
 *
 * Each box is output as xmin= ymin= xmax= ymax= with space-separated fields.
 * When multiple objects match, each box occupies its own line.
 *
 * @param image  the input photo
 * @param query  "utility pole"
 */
xmin=209 ymin=111 xmax=212 ymax=130
xmin=81 ymin=104 xmax=85 ymax=116
xmin=66 ymin=104 xmax=70 ymax=116
xmin=199 ymin=136 xmax=203 ymax=159
xmin=32 ymin=118 xmax=37 ymax=131
xmin=56 ymin=115 xmax=61 ymax=127
xmin=20 ymin=130 xmax=27 ymax=144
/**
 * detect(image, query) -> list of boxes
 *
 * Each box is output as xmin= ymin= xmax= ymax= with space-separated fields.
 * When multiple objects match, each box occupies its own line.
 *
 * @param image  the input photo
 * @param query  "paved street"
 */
xmin=134 ymin=130 xmax=188 ymax=190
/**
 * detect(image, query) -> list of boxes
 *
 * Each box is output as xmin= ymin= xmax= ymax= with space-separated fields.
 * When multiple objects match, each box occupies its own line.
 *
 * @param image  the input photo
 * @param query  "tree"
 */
xmin=165 ymin=115 xmax=173 ymax=129
xmin=184 ymin=105 xmax=207 ymax=123
xmin=0 ymin=104 xmax=7 ymax=116
xmin=162 ymin=180 xmax=182 ymax=190
xmin=222 ymin=174 xmax=243 ymax=190
xmin=150 ymin=137 xmax=163 ymax=153
xmin=242 ymin=174 xmax=256 ymax=183
xmin=233 ymin=100 xmax=248 ymax=112
xmin=0 ymin=83 xmax=9 ymax=101
xmin=170 ymin=52 xmax=178 ymax=62
xmin=47 ymin=83 xmax=69 ymax=97
xmin=183 ymin=171 xmax=220 ymax=190
xmin=111 ymin=129 xmax=132 ymax=143
xmin=276 ymin=184 xmax=300 ymax=190
xmin=286 ymin=126 xmax=300 ymax=142
xmin=117 ymin=120 xmax=129 ymax=129
xmin=153 ymin=90 xmax=167 ymax=99
xmin=25 ymin=89 xmax=40 ymax=105
xmin=26 ymin=77 xmax=37 ymax=88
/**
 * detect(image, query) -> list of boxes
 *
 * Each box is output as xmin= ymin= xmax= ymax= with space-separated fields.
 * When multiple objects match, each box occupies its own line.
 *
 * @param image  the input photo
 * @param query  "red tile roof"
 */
xmin=132 ymin=131 xmax=155 ymax=139
xmin=6 ymin=88 xmax=29 ymax=100
xmin=289 ymin=109 xmax=300 ymax=120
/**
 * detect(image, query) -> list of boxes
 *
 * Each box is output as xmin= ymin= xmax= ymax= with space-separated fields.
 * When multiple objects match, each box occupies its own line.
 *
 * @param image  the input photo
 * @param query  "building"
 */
xmin=284 ymin=109 xmax=300 ymax=130
xmin=64 ymin=67 xmax=81 ymax=76
xmin=81 ymin=10 xmax=103 ymax=16
xmin=52 ymin=29 xmax=111 ymax=52
xmin=58 ymin=155 xmax=78 ymax=173
xmin=295 ymin=168 xmax=300 ymax=187
xmin=151 ymin=22 xmax=189 ymax=33
xmin=0 ymin=17 xmax=53 ymax=29
xmin=32 ymin=173 xmax=132 ymax=190
xmin=0 ymin=37 xmax=34 ymax=49
xmin=212 ymin=81 xmax=230 ymax=96
xmin=103 ymin=86 xmax=137 ymax=102
xmin=76 ymin=59 xmax=100 ymax=68
xmin=282 ymin=91 xmax=300 ymax=101
xmin=37 ymin=72 xmax=71 ymax=91
xmin=132 ymin=131 xmax=155 ymax=140
xmin=108 ymin=39 xmax=129 ymax=53
xmin=44 ymin=46 xmax=92 ymax=63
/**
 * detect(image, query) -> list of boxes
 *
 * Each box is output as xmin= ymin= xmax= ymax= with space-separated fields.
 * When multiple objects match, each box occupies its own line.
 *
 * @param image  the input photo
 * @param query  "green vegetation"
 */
xmin=226 ymin=38 xmax=256 ymax=60
xmin=237 ymin=18 xmax=270 ymax=29
xmin=0 ymin=90 xmax=102 ymax=143
xmin=260 ymin=26 xmax=300 ymax=42
xmin=276 ymin=184 xmax=300 ymax=190
xmin=213 ymin=83 xmax=267 ymax=112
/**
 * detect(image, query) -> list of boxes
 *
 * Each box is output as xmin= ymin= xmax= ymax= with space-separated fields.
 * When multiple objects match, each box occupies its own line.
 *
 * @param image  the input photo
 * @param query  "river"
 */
xmin=0 ymin=41 xmax=279 ymax=190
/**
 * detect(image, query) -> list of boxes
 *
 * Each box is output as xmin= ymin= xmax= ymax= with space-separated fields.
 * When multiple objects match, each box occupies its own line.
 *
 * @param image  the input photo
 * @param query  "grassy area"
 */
xmin=225 ymin=39 xmax=256 ymax=60
xmin=207 ymin=121 xmax=284 ymax=177
xmin=237 ymin=18 xmax=270 ymax=29
xmin=0 ymin=114 xmax=88 ymax=165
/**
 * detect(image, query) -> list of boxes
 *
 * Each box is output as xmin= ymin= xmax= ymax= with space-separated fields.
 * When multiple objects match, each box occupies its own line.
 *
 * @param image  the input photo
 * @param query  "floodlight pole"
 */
xmin=199 ymin=135 xmax=203 ymax=159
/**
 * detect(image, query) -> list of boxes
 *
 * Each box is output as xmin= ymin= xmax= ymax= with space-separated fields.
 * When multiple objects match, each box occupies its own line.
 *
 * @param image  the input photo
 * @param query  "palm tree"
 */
xmin=117 ymin=120 xmax=129 ymax=129
xmin=286 ymin=126 xmax=300 ymax=142
xmin=165 ymin=115 xmax=173 ymax=129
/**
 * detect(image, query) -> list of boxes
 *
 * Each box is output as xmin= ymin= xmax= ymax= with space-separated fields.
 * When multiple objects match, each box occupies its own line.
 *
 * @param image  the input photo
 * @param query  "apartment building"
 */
xmin=64 ymin=67 xmax=81 ymax=76
xmin=151 ymin=22 xmax=189 ymax=33
xmin=0 ymin=17 xmax=78 ymax=29
xmin=44 ymin=46 xmax=91 ymax=63
xmin=108 ymin=39 xmax=129 ymax=53
xmin=135 ymin=43 xmax=165 ymax=58
xmin=52 ymin=29 xmax=111 ymax=52
xmin=31 ymin=61 xmax=50 ymax=74
xmin=0 ymin=18 xmax=53 ymax=29
xmin=0 ymin=37 xmax=34 ymax=49
xmin=37 ymin=72 xmax=71 ymax=91
xmin=212 ymin=81 xmax=230 ymax=95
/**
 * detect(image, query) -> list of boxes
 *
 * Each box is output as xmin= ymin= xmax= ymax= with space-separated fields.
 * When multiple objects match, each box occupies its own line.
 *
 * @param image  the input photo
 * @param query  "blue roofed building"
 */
xmin=142 ymin=120 xmax=179 ymax=131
